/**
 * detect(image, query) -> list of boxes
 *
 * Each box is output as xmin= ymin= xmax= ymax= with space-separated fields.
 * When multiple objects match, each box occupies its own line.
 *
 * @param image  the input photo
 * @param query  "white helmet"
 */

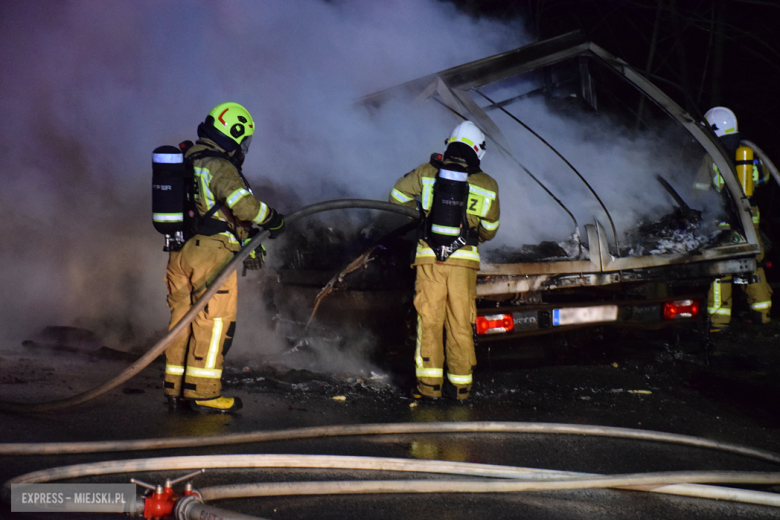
xmin=704 ymin=107 xmax=738 ymax=137
xmin=446 ymin=121 xmax=486 ymax=160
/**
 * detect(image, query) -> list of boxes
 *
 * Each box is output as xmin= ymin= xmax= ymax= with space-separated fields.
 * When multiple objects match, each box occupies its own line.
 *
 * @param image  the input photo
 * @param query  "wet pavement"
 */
xmin=1 ymin=320 xmax=780 ymax=519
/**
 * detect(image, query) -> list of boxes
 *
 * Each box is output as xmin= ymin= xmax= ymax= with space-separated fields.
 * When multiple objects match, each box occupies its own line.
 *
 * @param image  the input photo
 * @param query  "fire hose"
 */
xmin=741 ymin=140 xmax=780 ymax=188
xmin=0 ymin=199 xmax=420 ymax=413
xmin=4 ymin=420 xmax=780 ymax=513
xmin=2 ymin=421 xmax=780 ymax=463
xmin=4 ymin=421 xmax=780 ymax=510
xmin=5 ymin=451 xmax=780 ymax=514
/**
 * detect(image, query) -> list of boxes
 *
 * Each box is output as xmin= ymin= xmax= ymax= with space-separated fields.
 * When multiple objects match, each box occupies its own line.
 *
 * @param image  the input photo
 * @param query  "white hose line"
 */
xmin=198 ymin=477 xmax=780 ymax=508
xmin=176 ymin=496 xmax=269 ymax=520
xmin=3 ymin=454 xmax=580 ymax=486
xmin=3 ymin=422 xmax=780 ymax=468
xmin=640 ymin=483 xmax=780 ymax=508
xmin=742 ymin=140 xmax=780 ymax=187
xmin=4 ymin=454 xmax=780 ymax=509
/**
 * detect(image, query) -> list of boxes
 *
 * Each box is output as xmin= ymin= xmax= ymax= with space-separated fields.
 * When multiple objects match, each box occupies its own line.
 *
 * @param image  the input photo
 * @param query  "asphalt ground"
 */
xmin=1 ymin=320 xmax=780 ymax=519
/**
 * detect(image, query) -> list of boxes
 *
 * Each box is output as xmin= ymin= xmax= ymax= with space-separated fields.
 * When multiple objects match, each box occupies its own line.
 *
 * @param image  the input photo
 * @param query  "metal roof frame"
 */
xmin=360 ymin=32 xmax=759 ymax=281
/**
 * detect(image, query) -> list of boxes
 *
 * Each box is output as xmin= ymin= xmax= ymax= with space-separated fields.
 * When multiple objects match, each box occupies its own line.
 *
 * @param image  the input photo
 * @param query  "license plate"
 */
xmin=553 ymin=305 xmax=618 ymax=326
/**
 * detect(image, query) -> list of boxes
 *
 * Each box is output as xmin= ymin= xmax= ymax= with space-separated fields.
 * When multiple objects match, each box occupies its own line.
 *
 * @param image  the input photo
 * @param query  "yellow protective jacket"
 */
xmin=694 ymin=148 xmax=764 ymax=235
xmin=186 ymin=139 xmax=273 ymax=251
xmin=694 ymin=144 xmax=768 ymax=199
xmin=389 ymin=160 xmax=500 ymax=270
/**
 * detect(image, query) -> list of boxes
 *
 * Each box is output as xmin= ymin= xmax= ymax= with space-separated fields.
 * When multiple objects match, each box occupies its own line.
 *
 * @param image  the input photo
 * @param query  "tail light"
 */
xmin=476 ymin=314 xmax=515 ymax=335
xmin=663 ymin=299 xmax=700 ymax=320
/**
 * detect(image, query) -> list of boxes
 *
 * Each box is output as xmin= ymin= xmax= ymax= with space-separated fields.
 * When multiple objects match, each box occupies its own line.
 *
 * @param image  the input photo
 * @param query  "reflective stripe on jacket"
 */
xmin=186 ymin=139 xmax=272 ymax=251
xmin=694 ymin=147 xmax=767 ymax=197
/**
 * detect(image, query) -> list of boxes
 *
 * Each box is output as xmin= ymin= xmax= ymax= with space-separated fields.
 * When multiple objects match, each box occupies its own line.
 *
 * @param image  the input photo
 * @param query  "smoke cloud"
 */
xmin=0 ymin=1 xmax=721 ymax=371
xmin=484 ymin=101 xmax=721 ymax=251
xmin=0 ymin=0 xmax=526 ymax=352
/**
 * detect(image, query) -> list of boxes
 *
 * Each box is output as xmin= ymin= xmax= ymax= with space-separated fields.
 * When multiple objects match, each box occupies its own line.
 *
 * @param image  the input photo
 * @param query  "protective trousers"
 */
xmin=164 ymin=236 xmax=238 ymax=400
xmin=708 ymin=229 xmax=772 ymax=326
xmin=708 ymin=275 xmax=733 ymax=327
xmin=708 ymin=268 xmax=773 ymax=326
xmin=413 ymin=263 xmax=477 ymax=400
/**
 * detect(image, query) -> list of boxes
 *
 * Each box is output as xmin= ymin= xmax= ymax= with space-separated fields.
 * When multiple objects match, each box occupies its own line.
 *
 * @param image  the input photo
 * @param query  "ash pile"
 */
xmin=483 ymin=232 xmax=588 ymax=264
xmin=221 ymin=364 xmax=399 ymax=402
xmin=623 ymin=207 xmax=714 ymax=257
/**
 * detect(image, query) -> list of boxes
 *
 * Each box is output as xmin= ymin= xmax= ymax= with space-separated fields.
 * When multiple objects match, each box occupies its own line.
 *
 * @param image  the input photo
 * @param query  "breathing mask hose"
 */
xmin=0 ymin=200 xmax=420 ymax=413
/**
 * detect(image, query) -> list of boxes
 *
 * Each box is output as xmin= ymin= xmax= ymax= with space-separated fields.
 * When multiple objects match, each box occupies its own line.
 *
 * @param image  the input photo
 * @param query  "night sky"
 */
xmin=448 ymin=0 xmax=780 ymax=151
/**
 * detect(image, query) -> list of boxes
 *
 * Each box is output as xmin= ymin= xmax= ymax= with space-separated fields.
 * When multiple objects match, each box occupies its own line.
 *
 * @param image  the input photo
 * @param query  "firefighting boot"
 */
xmin=410 ymin=386 xmax=439 ymax=402
xmin=443 ymin=379 xmax=470 ymax=403
xmin=750 ymin=310 xmax=771 ymax=325
xmin=189 ymin=396 xmax=243 ymax=414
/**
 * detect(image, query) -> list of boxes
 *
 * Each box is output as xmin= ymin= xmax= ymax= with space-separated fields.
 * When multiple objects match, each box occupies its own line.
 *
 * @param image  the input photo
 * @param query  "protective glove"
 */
xmin=262 ymin=208 xmax=286 ymax=239
xmin=242 ymin=244 xmax=266 ymax=275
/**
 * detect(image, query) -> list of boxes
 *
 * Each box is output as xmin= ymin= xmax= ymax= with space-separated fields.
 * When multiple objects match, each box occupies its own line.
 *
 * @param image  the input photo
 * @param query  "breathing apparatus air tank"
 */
xmin=735 ymin=145 xmax=755 ymax=197
xmin=152 ymin=145 xmax=189 ymax=251
xmin=428 ymin=169 xmax=469 ymax=249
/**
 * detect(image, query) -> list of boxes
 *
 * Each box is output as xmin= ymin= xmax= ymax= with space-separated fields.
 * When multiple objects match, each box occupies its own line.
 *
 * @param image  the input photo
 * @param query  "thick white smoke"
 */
xmin=0 ymin=0 xmax=720 ymax=367
xmin=482 ymin=101 xmax=721 ymax=251
xmin=0 ymin=1 xmax=527 ymax=350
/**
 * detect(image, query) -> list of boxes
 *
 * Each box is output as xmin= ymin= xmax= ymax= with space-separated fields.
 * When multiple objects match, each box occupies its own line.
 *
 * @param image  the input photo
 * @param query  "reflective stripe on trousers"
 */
xmin=447 ymin=372 xmax=472 ymax=385
xmin=205 ymin=318 xmax=223 ymax=369
xmin=415 ymin=315 xmax=444 ymax=379
xmin=185 ymin=367 xmax=222 ymax=379
xmin=708 ymin=278 xmax=731 ymax=317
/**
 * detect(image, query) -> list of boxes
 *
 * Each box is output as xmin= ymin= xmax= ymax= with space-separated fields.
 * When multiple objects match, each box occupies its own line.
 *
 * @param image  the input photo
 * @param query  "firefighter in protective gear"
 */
xmin=164 ymin=102 xmax=286 ymax=413
xmin=389 ymin=121 xmax=500 ymax=401
xmin=695 ymin=107 xmax=773 ymax=326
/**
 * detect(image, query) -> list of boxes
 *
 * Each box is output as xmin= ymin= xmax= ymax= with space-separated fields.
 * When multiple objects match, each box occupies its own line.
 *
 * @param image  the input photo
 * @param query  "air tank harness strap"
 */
xmin=434 ymin=228 xmax=479 ymax=262
xmin=186 ymin=149 xmax=232 ymax=238
xmin=194 ymin=202 xmax=229 ymax=237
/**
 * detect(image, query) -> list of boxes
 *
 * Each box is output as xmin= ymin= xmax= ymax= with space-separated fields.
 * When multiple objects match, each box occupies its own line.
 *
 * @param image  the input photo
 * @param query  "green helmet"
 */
xmin=200 ymin=102 xmax=255 ymax=153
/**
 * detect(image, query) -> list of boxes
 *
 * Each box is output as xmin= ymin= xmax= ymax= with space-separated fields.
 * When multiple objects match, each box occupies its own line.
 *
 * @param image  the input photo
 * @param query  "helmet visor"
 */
xmin=240 ymin=135 xmax=252 ymax=156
